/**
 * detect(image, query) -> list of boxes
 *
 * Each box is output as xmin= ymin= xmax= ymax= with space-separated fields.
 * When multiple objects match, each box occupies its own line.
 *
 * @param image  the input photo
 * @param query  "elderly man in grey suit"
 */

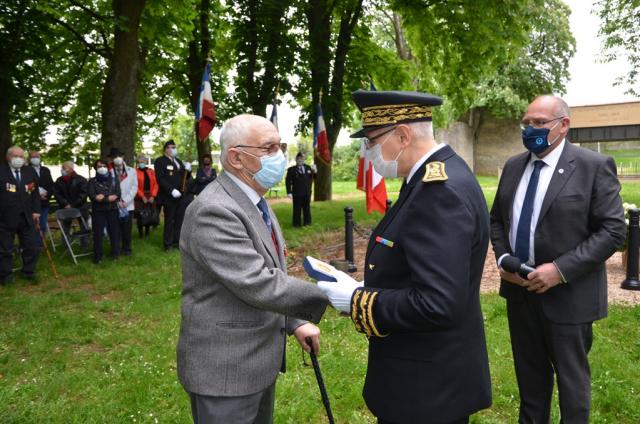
xmin=490 ymin=95 xmax=625 ymax=423
xmin=177 ymin=114 xmax=329 ymax=424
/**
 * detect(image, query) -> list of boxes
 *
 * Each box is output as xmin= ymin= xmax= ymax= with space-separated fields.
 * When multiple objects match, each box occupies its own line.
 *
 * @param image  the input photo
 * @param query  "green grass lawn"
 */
xmin=1 ymin=178 xmax=639 ymax=423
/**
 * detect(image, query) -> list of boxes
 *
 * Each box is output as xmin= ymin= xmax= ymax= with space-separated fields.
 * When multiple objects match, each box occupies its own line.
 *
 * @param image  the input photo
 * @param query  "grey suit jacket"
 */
xmin=177 ymin=171 xmax=328 ymax=396
xmin=490 ymin=142 xmax=626 ymax=324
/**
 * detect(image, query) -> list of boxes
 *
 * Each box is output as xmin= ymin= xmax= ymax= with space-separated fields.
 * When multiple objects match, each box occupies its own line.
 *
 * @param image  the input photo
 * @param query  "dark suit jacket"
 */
xmin=0 ymin=164 xmax=41 ymax=229
xmin=154 ymin=155 xmax=185 ymax=203
xmin=194 ymin=167 xmax=217 ymax=195
xmin=285 ymin=164 xmax=313 ymax=197
xmin=53 ymin=173 xmax=88 ymax=209
xmin=490 ymin=141 xmax=626 ymax=324
xmin=30 ymin=165 xmax=54 ymax=207
xmin=359 ymin=146 xmax=491 ymax=423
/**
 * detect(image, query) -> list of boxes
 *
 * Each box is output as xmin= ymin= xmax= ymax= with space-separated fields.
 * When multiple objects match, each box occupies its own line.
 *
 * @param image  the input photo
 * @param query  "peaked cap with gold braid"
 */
xmin=350 ymin=90 xmax=443 ymax=138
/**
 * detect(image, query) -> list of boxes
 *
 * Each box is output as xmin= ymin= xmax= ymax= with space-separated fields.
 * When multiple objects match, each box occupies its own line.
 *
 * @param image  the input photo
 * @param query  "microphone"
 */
xmin=501 ymin=255 xmax=536 ymax=279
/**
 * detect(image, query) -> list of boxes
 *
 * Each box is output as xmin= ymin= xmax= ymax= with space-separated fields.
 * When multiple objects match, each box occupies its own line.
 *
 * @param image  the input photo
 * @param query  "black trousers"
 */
xmin=118 ymin=211 xmax=133 ymax=253
xmin=0 ymin=216 xmax=39 ymax=281
xmin=162 ymin=198 xmax=182 ymax=248
xmin=507 ymin=296 xmax=593 ymax=424
xmin=292 ymin=193 xmax=311 ymax=226
xmin=378 ymin=417 xmax=468 ymax=424
xmin=92 ymin=209 xmax=120 ymax=261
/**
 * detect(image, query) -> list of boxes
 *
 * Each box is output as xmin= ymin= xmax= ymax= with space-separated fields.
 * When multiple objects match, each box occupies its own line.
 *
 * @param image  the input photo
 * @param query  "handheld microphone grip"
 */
xmin=501 ymin=255 xmax=536 ymax=279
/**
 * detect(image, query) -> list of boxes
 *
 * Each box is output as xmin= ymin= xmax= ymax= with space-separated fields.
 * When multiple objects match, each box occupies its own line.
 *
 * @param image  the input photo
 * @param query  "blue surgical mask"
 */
xmin=522 ymin=121 xmax=561 ymax=155
xmin=169 ymin=148 xmax=177 ymax=157
xmin=138 ymin=163 xmax=146 ymax=169
xmin=242 ymin=149 xmax=287 ymax=189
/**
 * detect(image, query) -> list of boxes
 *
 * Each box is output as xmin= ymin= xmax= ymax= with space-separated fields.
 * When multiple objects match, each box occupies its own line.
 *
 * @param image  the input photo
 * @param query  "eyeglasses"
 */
xmin=235 ymin=143 xmax=282 ymax=155
xmin=519 ymin=116 xmax=565 ymax=130
xmin=363 ymin=126 xmax=397 ymax=149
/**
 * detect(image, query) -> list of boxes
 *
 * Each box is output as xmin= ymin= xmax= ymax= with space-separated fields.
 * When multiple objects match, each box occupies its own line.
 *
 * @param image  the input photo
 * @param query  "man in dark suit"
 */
xmin=490 ymin=95 xmax=626 ymax=424
xmin=155 ymin=140 xmax=186 ymax=251
xmin=52 ymin=161 xmax=90 ymax=238
xmin=285 ymin=152 xmax=315 ymax=226
xmin=28 ymin=150 xmax=54 ymax=247
xmin=318 ymin=90 xmax=492 ymax=424
xmin=0 ymin=146 xmax=41 ymax=284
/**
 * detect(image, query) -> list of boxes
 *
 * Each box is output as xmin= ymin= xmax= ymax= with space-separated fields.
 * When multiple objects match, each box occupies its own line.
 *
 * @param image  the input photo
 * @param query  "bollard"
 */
xmin=386 ymin=199 xmax=392 ymax=212
xmin=622 ymin=208 xmax=640 ymax=290
xmin=344 ymin=206 xmax=357 ymax=273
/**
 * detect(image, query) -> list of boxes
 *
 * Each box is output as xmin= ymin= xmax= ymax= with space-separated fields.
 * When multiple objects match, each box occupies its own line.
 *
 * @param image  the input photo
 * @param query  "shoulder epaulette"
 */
xmin=422 ymin=161 xmax=448 ymax=183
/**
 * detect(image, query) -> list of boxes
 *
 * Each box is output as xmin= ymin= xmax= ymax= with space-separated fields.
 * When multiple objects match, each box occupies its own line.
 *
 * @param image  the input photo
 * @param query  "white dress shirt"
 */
xmin=507 ymin=139 xmax=566 ymax=265
xmin=226 ymin=171 xmax=262 ymax=213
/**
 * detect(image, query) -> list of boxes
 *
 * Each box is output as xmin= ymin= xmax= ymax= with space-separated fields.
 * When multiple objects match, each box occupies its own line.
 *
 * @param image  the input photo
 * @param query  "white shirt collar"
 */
xmin=407 ymin=143 xmax=447 ymax=184
xmin=531 ymin=138 xmax=565 ymax=169
xmin=225 ymin=171 xmax=262 ymax=206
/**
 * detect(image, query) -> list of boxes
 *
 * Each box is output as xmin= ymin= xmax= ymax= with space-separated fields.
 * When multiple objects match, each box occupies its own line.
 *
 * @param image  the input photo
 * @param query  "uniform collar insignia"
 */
xmin=422 ymin=161 xmax=448 ymax=183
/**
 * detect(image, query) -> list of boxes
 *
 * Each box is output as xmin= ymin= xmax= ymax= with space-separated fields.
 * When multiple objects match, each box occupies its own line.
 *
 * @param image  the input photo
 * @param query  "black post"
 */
xmin=344 ymin=206 xmax=357 ymax=273
xmin=386 ymin=199 xmax=392 ymax=212
xmin=622 ymin=208 xmax=640 ymax=290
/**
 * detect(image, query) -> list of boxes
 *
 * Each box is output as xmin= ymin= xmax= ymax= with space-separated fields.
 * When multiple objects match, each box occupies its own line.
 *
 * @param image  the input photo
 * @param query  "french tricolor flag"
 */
xmin=196 ymin=63 xmax=216 ymax=142
xmin=314 ymin=102 xmax=331 ymax=164
xmin=357 ymin=141 xmax=388 ymax=214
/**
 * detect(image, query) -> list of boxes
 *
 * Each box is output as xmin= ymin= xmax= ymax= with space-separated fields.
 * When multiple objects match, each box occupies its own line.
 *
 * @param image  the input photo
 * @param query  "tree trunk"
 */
xmin=100 ymin=0 xmax=146 ymax=164
xmin=391 ymin=12 xmax=412 ymax=61
xmin=0 ymin=76 xmax=12 ymax=163
xmin=188 ymin=0 xmax=212 ymax=166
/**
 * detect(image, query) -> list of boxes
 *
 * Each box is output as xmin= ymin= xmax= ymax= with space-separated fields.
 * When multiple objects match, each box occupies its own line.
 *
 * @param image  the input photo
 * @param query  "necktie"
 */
xmin=257 ymin=198 xmax=279 ymax=250
xmin=514 ymin=160 xmax=545 ymax=263
xmin=14 ymin=170 xmax=21 ymax=185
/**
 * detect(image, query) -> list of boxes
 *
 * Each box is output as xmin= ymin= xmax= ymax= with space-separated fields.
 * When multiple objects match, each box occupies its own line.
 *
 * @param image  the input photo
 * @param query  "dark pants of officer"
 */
xmin=92 ymin=210 xmax=120 ymax=262
xmin=507 ymin=295 xmax=593 ymax=424
xmin=162 ymin=198 xmax=182 ymax=249
xmin=118 ymin=211 xmax=133 ymax=254
xmin=378 ymin=417 xmax=468 ymax=424
xmin=292 ymin=193 xmax=311 ymax=227
xmin=0 ymin=215 xmax=39 ymax=282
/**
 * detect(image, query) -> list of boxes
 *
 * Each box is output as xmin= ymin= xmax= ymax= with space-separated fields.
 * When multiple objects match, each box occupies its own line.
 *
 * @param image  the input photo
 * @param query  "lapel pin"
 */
xmin=558 ymin=168 xmax=564 ymax=174
xmin=368 ymin=264 xmax=375 ymax=270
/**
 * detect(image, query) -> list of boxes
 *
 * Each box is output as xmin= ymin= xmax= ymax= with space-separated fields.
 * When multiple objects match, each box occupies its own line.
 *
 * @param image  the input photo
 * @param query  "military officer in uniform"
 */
xmin=285 ymin=152 xmax=315 ymax=226
xmin=155 ymin=140 xmax=186 ymax=251
xmin=0 ymin=146 xmax=41 ymax=284
xmin=318 ymin=90 xmax=492 ymax=424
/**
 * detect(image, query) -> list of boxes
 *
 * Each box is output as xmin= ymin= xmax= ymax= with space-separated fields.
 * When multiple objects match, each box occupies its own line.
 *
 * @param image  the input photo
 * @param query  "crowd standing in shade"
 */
xmin=135 ymin=155 xmax=159 ymax=238
xmin=108 ymin=148 xmax=138 ymax=256
xmin=88 ymin=159 xmax=121 ymax=264
xmin=155 ymin=140 xmax=186 ymax=251
xmin=28 ymin=150 xmax=54 ymax=248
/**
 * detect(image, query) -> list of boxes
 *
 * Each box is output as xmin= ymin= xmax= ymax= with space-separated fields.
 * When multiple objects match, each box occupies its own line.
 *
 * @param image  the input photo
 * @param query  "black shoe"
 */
xmin=1 ymin=274 xmax=14 ymax=286
xmin=122 ymin=250 xmax=132 ymax=256
xmin=164 ymin=246 xmax=172 ymax=252
xmin=93 ymin=258 xmax=102 ymax=264
xmin=21 ymin=273 xmax=38 ymax=283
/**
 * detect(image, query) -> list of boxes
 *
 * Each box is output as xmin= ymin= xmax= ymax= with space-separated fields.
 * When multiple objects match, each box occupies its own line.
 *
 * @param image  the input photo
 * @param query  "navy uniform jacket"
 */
xmin=352 ymin=145 xmax=491 ymax=423
xmin=30 ymin=165 xmax=54 ymax=207
xmin=155 ymin=155 xmax=185 ymax=204
xmin=285 ymin=164 xmax=313 ymax=197
xmin=0 ymin=164 xmax=41 ymax=229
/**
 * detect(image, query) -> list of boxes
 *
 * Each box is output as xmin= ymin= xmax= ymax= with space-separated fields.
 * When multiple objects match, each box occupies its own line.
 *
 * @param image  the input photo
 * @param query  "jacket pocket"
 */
xmin=216 ymin=320 xmax=263 ymax=329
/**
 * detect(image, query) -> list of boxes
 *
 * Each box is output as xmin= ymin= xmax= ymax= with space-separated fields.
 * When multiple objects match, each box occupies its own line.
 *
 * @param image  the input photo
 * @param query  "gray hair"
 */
xmin=408 ymin=121 xmax=434 ymax=140
xmin=534 ymin=95 xmax=571 ymax=118
xmin=219 ymin=114 xmax=275 ymax=163
xmin=137 ymin=155 xmax=148 ymax=162
xmin=6 ymin=146 xmax=24 ymax=158
xmin=62 ymin=160 xmax=75 ymax=170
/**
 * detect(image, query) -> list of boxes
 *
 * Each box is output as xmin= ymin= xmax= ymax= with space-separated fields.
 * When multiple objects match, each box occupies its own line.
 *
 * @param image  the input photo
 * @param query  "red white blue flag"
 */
xmin=196 ymin=63 xmax=216 ymax=142
xmin=270 ymin=98 xmax=278 ymax=130
xmin=314 ymin=102 xmax=331 ymax=164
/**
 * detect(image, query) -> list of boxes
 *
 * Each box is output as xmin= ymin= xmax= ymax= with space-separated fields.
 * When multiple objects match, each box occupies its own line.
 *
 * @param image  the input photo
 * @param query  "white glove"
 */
xmin=311 ymin=164 xmax=317 ymax=173
xmin=38 ymin=187 xmax=48 ymax=196
xmin=171 ymin=189 xmax=182 ymax=198
xmin=317 ymin=271 xmax=363 ymax=313
xmin=184 ymin=162 xmax=192 ymax=171
xmin=287 ymin=193 xmax=293 ymax=199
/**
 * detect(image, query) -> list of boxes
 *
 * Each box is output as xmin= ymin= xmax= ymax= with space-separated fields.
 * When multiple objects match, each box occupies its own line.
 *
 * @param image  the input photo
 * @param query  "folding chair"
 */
xmin=55 ymin=208 xmax=93 ymax=264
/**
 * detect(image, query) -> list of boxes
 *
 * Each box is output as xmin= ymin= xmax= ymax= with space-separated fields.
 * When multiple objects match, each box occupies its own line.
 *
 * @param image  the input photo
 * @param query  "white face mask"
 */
xmin=10 ymin=157 xmax=25 ymax=169
xmin=96 ymin=167 xmax=109 ymax=176
xmin=113 ymin=157 xmax=124 ymax=166
xmin=364 ymin=131 xmax=403 ymax=178
xmin=30 ymin=157 xmax=41 ymax=166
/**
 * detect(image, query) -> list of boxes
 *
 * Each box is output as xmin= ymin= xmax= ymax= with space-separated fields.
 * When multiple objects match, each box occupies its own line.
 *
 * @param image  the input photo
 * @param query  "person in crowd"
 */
xmin=177 ymin=160 xmax=196 ymax=220
xmin=285 ymin=152 xmax=315 ymax=227
xmin=0 ymin=146 xmax=41 ymax=284
xmin=88 ymin=159 xmax=121 ymax=264
xmin=109 ymin=148 xmax=137 ymax=256
xmin=177 ymin=114 xmax=328 ymax=424
xmin=317 ymin=90 xmax=492 ymax=424
xmin=53 ymin=160 xmax=89 ymax=237
xmin=135 ymin=155 xmax=159 ymax=238
xmin=155 ymin=140 xmax=186 ymax=251
xmin=193 ymin=153 xmax=217 ymax=195
xmin=490 ymin=95 xmax=626 ymax=424
xmin=28 ymin=150 xmax=54 ymax=247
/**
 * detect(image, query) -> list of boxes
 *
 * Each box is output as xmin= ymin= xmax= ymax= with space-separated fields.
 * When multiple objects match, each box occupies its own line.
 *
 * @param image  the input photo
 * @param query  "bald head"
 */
xmin=530 ymin=95 xmax=570 ymax=119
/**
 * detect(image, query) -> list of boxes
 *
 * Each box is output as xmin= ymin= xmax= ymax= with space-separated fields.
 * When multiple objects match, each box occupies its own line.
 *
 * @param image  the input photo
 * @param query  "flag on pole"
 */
xmin=314 ymin=101 xmax=331 ymax=164
xmin=196 ymin=62 xmax=216 ymax=142
xmin=368 ymin=74 xmax=377 ymax=91
xmin=270 ymin=98 xmax=278 ymax=130
xmin=357 ymin=141 xmax=388 ymax=214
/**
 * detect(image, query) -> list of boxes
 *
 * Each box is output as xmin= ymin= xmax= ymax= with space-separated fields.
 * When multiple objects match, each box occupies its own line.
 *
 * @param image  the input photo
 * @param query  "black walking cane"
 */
xmin=305 ymin=337 xmax=335 ymax=424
